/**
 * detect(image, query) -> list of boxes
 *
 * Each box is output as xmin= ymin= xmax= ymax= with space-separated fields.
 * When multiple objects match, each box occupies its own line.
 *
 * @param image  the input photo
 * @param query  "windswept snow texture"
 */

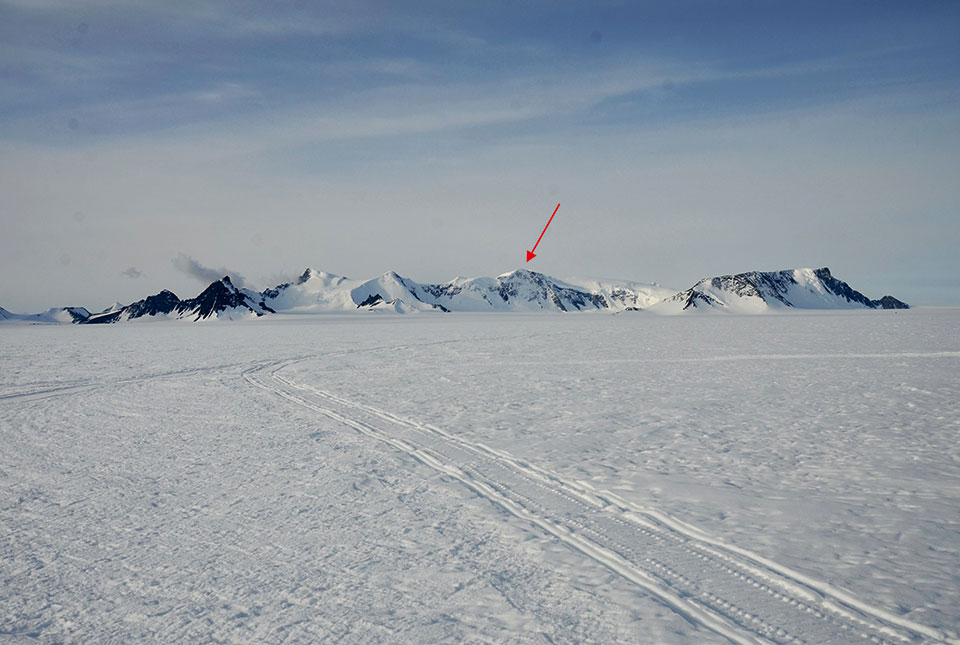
xmin=654 ymin=267 xmax=909 ymax=314
xmin=2 ymin=310 xmax=958 ymax=643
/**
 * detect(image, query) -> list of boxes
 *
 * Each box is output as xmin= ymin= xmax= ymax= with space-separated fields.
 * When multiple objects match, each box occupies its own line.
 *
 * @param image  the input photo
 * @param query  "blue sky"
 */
xmin=1 ymin=1 xmax=959 ymax=310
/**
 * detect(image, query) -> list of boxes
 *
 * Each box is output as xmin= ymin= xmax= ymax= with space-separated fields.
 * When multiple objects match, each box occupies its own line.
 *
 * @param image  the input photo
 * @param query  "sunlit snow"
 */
xmin=2 ymin=310 xmax=957 ymax=642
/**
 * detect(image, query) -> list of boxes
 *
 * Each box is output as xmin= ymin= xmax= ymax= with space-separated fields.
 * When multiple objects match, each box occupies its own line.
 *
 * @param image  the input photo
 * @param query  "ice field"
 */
xmin=2 ymin=309 xmax=959 ymax=643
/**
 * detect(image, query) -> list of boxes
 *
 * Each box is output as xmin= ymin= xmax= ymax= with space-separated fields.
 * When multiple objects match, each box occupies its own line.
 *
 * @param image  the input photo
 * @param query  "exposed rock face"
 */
xmin=175 ymin=277 xmax=274 ymax=321
xmin=2 ymin=266 xmax=912 ymax=323
xmin=877 ymin=295 xmax=910 ymax=310
xmin=0 ymin=306 xmax=90 ymax=324
xmin=654 ymin=267 xmax=909 ymax=313
xmin=85 ymin=290 xmax=181 ymax=324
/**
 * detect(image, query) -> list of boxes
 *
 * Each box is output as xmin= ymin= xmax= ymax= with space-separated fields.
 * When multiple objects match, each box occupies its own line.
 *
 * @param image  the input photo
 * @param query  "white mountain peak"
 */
xmin=1 ymin=266 xmax=908 ymax=324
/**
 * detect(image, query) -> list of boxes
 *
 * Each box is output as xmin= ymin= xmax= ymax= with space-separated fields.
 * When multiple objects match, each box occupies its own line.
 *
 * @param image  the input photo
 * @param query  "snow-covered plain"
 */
xmin=2 ymin=309 xmax=958 ymax=643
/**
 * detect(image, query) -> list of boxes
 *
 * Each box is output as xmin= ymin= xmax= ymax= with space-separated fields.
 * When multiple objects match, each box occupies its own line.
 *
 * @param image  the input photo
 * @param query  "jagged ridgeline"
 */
xmin=80 ymin=269 xmax=674 ymax=321
xmin=2 ymin=267 xmax=907 ymax=323
xmin=652 ymin=268 xmax=909 ymax=314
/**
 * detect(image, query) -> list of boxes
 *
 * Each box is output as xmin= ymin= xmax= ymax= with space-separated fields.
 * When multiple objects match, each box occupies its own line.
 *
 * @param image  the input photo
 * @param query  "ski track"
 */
xmin=0 ymin=333 xmax=549 ymax=404
xmin=244 ymin=357 xmax=957 ymax=645
xmin=0 ymin=361 xmax=261 ymax=403
xmin=444 ymin=350 xmax=960 ymax=368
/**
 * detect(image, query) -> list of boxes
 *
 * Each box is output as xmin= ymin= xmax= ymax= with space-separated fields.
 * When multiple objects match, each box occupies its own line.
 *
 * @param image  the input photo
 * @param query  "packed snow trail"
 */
xmin=245 ymin=358 xmax=956 ymax=645
xmin=0 ymin=360 xmax=268 ymax=403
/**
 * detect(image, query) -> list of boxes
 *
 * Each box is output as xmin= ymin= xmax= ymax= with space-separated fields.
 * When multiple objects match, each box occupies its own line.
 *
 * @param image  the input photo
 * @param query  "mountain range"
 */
xmin=651 ymin=267 xmax=909 ymax=314
xmin=0 ymin=267 xmax=908 ymax=324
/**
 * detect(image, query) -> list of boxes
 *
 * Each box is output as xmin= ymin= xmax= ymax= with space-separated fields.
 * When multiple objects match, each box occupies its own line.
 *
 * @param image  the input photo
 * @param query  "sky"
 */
xmin=1 ymin=0 xmax=959 ymax=311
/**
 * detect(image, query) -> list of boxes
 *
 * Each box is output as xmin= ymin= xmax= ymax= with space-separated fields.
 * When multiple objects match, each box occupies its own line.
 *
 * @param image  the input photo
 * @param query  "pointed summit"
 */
xmin=85 ymin=289 xmax=182 ymax=324
xmin=7 ymin=264 xmax=910 ymax=323
xmin=176 ymin=277 xmax=270 ymax=321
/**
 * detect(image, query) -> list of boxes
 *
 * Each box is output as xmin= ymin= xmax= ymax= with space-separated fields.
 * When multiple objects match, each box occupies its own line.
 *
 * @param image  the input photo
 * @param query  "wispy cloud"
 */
xmin=120 ymin=266 xmax=142 ymax=278
xmin=172 ymin=253 xmax=246 ymax=287
xmin=1 ymin=1 xmax=958 ymax=310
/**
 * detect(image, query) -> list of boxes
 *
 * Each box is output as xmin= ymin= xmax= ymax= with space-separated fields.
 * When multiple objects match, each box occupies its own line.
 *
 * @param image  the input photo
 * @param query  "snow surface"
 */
xmin=1 ymin=309 xmax=958 ymax=643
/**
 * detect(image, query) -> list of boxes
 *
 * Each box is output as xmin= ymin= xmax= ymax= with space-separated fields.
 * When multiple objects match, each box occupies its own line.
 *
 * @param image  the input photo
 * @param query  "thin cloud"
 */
xmin=172 ymin=253 xmax=246 ymax=287
xmin=120 ymin=266 xmax=142 ymax=278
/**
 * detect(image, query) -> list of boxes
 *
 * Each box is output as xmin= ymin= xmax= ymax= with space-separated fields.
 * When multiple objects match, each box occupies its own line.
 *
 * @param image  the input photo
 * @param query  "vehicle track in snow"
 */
xmin=245 ymin=358 xmax=955 ymax=645
xmin=0 ymin=362 xmax=266 ymax=404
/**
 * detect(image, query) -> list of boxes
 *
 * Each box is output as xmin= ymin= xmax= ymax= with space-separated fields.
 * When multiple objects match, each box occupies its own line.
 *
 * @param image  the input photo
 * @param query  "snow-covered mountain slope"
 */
xmin=651 ymin=267 xmax=909 ymax=314
xmin=412 ymin=270 xmax=608 ymax=312
xmin=176 ymin=277 xmax=274 ymax=321
xmin=262 ymin=269 xmax=446 ymax=313
xmin=48 ymin=307 xmax=91 ymax=323
xmin=3 ymin=266 xmax=910 ymax=323
xmin=0 ymin=306 xmax=90 ymax=324
xmin=261 ymin=268 xmax=621 ymax=313
xmin=561 ymin=277 xmax=677 ymax=310
xmin=85 ymin=290 xmax=182 ymax=324
xmin=87 ymin=278 xmax=275 ymax=323
xmin=99 ymin=302 xmax=125 ymax=315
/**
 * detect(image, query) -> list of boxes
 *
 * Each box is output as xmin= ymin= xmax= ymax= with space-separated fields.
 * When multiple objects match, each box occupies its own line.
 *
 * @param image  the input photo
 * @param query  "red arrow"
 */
xmin=526 ymin=203 xmax=559 ymax=262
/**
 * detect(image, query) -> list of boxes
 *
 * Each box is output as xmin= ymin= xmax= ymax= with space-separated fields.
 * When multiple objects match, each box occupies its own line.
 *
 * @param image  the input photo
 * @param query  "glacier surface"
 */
xmin=1 ymin=309 xmax=957 ymax=643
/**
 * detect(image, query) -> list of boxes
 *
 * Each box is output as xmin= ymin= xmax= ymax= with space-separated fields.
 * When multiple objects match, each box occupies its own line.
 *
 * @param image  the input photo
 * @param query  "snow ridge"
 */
xmin=175 ymin=276 xmax=274 ymax=321
xmin=258 ymin=268 xmax=663 ymax=314
xmin=653 ymin=267 xmax=909 ymax=314
xmin=86 ymin=290 xmax=182 ymax=324
xmin=0 ymin=306 xmax=90 ymax=324
xmin=1 ymin=266 xmax=909 ymax=323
